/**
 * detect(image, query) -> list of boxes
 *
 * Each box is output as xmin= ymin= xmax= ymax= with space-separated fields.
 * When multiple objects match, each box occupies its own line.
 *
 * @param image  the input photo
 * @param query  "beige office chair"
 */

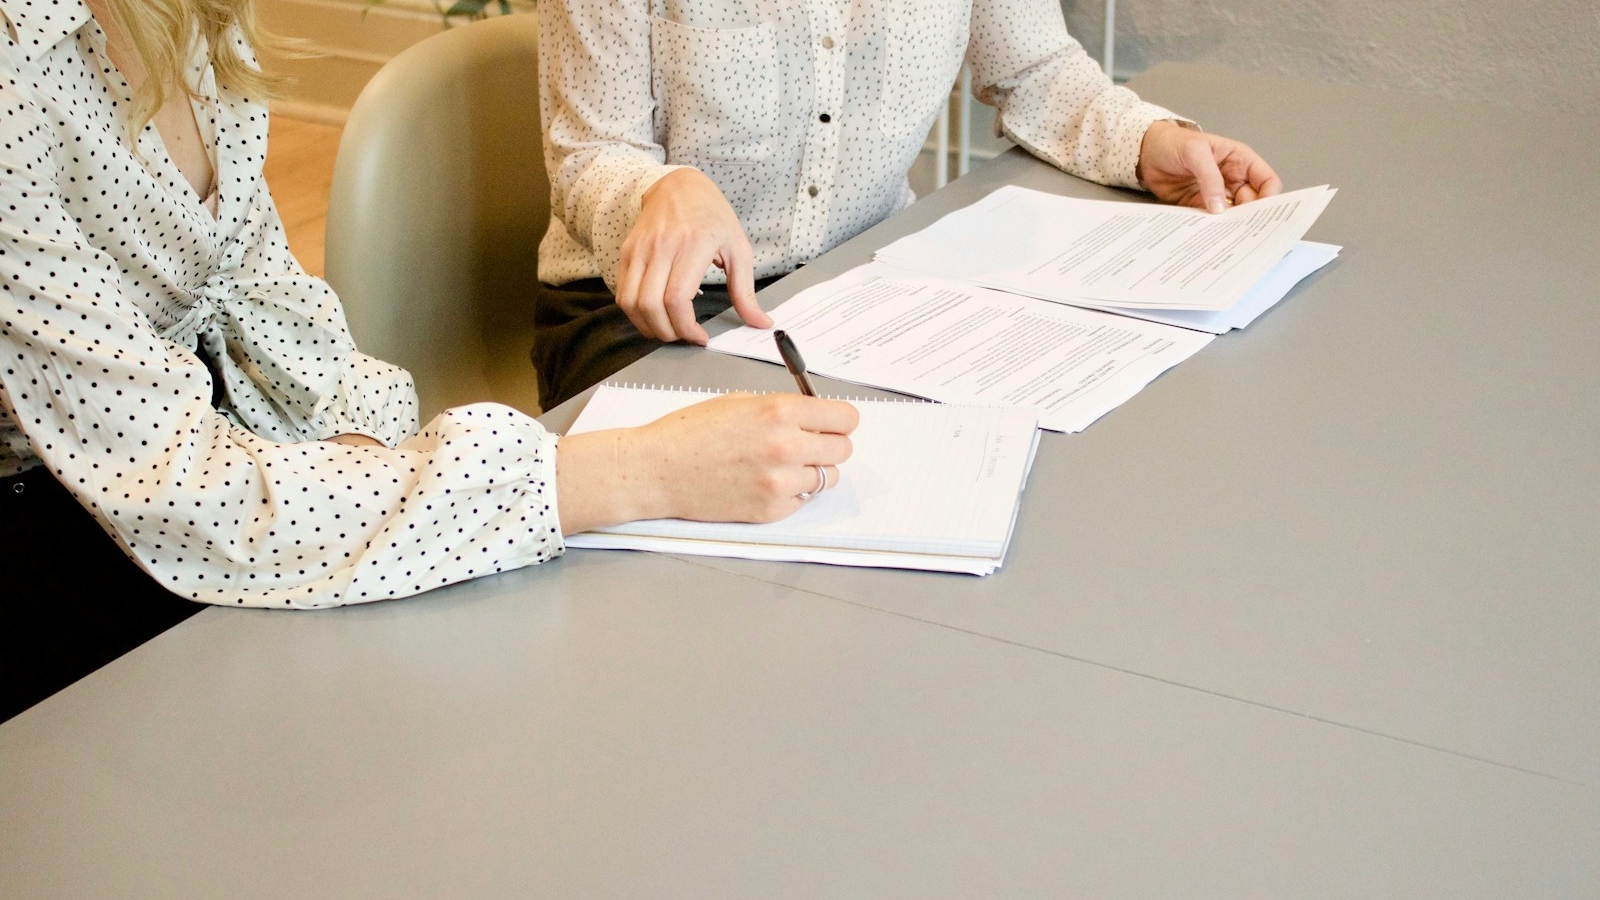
xmin=324 ymin=13 xmax=547 ymax=420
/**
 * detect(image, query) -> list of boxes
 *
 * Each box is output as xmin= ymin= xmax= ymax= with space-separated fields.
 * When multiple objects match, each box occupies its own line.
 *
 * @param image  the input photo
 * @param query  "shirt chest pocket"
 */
xmin=651 ymin=16 xmax=780 ymax=164
xmin=879 ymin=2 xmax=970 ymax=141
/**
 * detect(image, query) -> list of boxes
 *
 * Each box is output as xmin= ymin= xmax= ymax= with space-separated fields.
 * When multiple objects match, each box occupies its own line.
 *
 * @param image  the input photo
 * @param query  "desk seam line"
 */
xmin=670 ymin=558 xmax=1587 ymax=788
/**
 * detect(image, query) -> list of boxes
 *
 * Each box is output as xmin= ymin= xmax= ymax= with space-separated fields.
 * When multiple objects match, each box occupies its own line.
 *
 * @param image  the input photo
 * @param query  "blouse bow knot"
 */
xmin=185 ymin=275 xmax=355 ymax=419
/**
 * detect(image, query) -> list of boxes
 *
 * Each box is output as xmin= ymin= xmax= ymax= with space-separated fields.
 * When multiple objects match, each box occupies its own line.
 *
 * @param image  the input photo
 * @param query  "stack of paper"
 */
xmin=709 ymin=183 xmax=1339 ymax=433
xmin=873 ymin=184 xmax=1339 ymax=334
xmin=564 ymin=385 xmax=1041 ymax=575
xmin=708 ymin=265 xmax=1213 ymax=433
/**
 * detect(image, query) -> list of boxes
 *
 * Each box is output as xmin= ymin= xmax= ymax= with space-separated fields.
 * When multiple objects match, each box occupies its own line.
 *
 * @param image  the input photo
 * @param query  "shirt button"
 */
xmin=819 ymin=113 xmax=832 ymax=123
xmin=821 ymin=36 xmax=835 ymax=50
xmin=807 ymin=185 xmax=820 ymax=198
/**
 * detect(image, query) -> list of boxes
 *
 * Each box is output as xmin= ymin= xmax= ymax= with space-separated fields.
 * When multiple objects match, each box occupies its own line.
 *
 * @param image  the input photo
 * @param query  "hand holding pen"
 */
xmin=772 ymin=329 xmax=854 ymax=501
xmin=555 ymin=330 xmax=854 ymax=531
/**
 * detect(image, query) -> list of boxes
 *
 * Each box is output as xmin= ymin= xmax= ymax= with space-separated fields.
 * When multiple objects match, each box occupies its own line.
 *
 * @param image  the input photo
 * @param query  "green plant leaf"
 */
xmin=444 ymin=0 xmax=491 ymax=19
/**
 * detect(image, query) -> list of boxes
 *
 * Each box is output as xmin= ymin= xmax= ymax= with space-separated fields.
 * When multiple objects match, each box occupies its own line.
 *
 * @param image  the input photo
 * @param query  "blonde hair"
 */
xmin=100 ymin=0 xmax=281 ymax=130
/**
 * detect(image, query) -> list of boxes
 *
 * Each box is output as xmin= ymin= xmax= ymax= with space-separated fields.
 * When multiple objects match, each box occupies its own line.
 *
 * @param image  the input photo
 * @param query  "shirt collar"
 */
xmin=1 ymin=0 xmax=92 ymax=64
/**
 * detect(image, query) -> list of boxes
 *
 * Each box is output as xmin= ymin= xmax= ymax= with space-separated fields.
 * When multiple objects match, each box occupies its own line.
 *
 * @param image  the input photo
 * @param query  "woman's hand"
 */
xmin=1137 ymin=120 xmax=1283 ymax=214
xmin=614 ymin=168 xmax=774 ymax=344
xmin=555 ymin=392 xmax=858 ymax=535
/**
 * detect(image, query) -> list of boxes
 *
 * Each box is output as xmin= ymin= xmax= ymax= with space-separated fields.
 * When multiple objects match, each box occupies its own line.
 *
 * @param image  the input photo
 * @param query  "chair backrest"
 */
xmin=324 ymin=13 xmax=547 ymax=419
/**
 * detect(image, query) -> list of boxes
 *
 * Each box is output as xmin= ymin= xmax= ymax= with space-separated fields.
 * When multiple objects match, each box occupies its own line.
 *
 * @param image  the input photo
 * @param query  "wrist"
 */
xmin=556 ymin=430 xmax=644 ymax=534
xmin=632 ymin=164 xmax=695 ymax=217
xmin=640 ymin=166 xmax=702 ymax=206
xmin=1136 ymin=119 xmax=1200 ymax=189
xmin=326 ymin=433 xmax=384 ymax=448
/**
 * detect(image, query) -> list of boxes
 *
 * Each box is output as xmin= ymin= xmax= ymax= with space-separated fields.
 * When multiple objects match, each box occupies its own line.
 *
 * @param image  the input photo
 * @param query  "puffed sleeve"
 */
xmin=1 ymin=51 xmax=565 ymax=609
xmin=536 ymin=0 xmax=687 ymax=288
xmin=967 ymin=0 xmax=1186 ymax=189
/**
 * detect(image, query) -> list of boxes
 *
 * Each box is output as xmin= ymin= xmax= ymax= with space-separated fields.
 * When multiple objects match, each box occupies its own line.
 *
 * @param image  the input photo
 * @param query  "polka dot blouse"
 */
xmin=1 ymin=0 xmax=563 ymax=609
xmin=537 ymin=0 xmax=1187 ymax=290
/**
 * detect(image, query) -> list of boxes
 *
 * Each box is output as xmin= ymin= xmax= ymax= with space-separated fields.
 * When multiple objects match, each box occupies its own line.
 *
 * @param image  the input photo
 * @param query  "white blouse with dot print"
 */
xmin=1 ymin=0 xmax=563 ymax=608
xmin=538 ymin=0 xmax=1187 ymax=289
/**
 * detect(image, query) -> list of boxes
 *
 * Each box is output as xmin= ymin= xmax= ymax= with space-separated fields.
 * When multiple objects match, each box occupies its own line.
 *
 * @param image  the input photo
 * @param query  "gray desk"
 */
xmin=550 ymin=63 xmax=1600 ymax=788
xmin=2 ymin=64 xmax=1596 ymax=897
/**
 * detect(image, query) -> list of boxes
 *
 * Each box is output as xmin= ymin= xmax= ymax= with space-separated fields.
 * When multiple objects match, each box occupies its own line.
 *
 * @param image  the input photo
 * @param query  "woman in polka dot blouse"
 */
xmin=0 ymin=0 xmax=857 ymax=720
xmin=531 ymin=0 xmax=1284 ymax=407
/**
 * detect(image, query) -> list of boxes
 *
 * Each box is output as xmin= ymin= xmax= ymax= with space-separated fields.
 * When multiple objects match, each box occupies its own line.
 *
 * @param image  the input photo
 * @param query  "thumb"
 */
xmin=1184 ymin=137 xmax=1230 ymax=214
xmin=719 ymin=248 xmax=771 ymax=329
xmin=728 ymin=279 xmax=772 ymax=330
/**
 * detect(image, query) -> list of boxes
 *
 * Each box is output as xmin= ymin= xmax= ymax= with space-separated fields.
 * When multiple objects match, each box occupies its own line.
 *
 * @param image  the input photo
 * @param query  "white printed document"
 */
xmin=874 ymin=184 xmax=1337 ymax=313
xmin=1107 ymin=240 xmax=1342 ymax=333
xmin=708 ymin=265 xmax=1214 ymax=433
xmin=564 ymin=385 xmax=1041 ymax=575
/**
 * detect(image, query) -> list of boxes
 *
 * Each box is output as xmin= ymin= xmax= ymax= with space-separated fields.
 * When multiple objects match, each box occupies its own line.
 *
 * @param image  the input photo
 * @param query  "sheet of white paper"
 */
xmin=874 ymin=184 xmax=1336 ymax=311
xmin=565 ymin=532 xmax=1003 ymax=576
xmin=1061 ymin=240 xmax=1342 ymax=333
xmin=708 ymin=264 xmax=1214 ymax=433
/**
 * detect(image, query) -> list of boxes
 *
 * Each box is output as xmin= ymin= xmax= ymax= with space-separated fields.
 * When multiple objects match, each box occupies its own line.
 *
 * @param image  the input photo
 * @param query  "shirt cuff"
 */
xmin=537 ymin=431 xmax=566 ymax=557
xmin=309 ymin=353 xmax=421 ymax=447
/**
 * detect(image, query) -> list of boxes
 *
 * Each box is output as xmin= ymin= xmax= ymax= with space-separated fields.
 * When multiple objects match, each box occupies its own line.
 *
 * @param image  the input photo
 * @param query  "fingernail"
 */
xmin=1206 ymin=198 xmax=1226 ymax=214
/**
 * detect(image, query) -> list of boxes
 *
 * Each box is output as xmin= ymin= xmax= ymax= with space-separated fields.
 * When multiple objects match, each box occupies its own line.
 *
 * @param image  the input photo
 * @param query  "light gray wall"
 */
xmin=916 ymin=0 xmax=1600 ymax=195
xmin=1063 ymin=0 xmax=1600 ymax=114
xmin=267 ymin=1 xmax=1599 ymax=118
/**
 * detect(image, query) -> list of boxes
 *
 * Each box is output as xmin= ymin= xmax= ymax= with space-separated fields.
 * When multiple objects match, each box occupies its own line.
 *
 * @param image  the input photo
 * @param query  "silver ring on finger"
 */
xmin=795 ymin=465 xmax=828 ymax=501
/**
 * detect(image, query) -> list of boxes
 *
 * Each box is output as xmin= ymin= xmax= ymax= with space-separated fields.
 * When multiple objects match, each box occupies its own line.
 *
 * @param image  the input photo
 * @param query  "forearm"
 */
xmin=538 ymin=0 xmax=679 ymax=281
xmin=971 ymin=0 xmax=1183 ymax=189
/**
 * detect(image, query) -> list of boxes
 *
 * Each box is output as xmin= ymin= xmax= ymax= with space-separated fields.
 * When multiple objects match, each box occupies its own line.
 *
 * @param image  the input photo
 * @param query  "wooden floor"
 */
xmin=263 ymin=116 xmax=343 ymax=278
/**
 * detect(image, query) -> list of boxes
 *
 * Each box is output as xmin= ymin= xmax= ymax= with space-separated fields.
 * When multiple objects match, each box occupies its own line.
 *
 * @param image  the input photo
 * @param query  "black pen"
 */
xmin=773 ymin=330 xmax=817 ymax=396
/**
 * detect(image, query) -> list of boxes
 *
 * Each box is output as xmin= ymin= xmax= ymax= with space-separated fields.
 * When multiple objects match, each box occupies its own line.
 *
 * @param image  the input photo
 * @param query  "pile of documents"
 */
xmin=873 ymin=184 xmax=1338 ymax=334
xmin=710 ymin=185 xmax=1338 ymax=433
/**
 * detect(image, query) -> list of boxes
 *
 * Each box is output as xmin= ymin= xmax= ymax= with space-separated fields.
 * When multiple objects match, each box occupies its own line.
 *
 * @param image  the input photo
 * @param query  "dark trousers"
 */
xmin=531 ymin=277 xmax=779 ymax=410
xmin=0 ymin=467 xmax=202 ymax=722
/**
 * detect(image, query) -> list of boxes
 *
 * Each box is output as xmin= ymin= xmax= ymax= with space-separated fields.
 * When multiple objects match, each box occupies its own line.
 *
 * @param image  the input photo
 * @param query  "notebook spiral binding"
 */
xmin=602 ymin=382 xmax=942 ymax=405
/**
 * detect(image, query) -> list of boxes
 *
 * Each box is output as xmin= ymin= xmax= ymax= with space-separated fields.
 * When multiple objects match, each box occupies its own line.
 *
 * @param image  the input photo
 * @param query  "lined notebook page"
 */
xmin=564 ymin=385 xmax=1040 ymax=570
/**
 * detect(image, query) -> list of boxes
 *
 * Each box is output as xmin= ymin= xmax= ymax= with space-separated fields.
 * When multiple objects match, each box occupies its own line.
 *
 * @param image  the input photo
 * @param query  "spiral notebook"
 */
xmin=563 ymin=385 xmax=1042 ymax=575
